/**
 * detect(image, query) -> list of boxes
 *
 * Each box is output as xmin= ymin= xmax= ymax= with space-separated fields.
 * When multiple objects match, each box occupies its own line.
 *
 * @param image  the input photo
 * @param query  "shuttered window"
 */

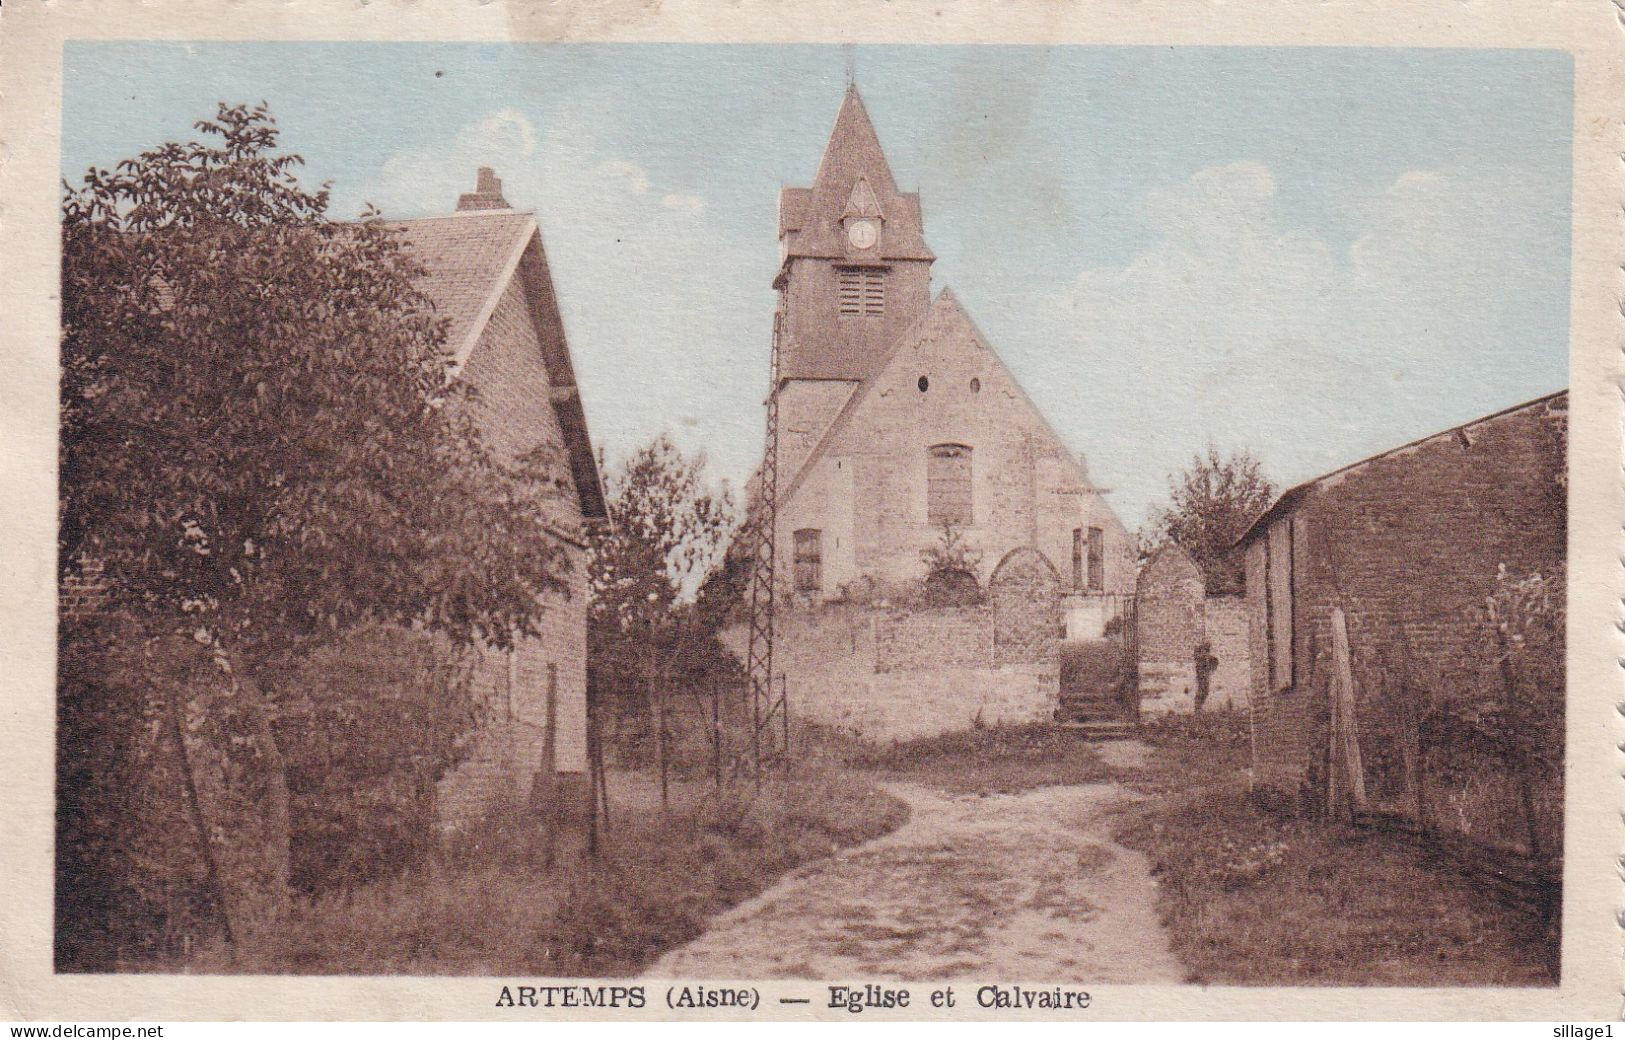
xmin=837 ymin=267 xmax=885 ymax=317
xmin=927 ymin=444 xmax=973 ymax=525
xmin=1087 ymin=526 xmax=1105 ymax=592
xmin=1264 ymin=518 xmax=1295 ymax=690
xmin=793 ymin=529 xmax=822 ymax=592
xmin=1072 ymin=528 xmax=1085 ymax=591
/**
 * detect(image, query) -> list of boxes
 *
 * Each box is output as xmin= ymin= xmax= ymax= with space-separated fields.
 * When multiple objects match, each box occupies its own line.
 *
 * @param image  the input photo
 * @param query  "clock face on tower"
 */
xmin=846 ymin=219 xmax=879 ymax=250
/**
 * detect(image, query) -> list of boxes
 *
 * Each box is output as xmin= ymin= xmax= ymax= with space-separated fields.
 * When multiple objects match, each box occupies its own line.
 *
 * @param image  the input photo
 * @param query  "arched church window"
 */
xmin=927 ymin=444 xmax=973 ymax=525
xmin=793 ymin=529 xmax=823 ymax=592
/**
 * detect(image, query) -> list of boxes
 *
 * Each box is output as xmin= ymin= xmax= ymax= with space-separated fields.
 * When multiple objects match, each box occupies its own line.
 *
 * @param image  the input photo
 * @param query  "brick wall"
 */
xmin=990 ymin=547 xmax=1063 ymax=667
xmin=1246 ymin=394 xmax=1566 ymax=805
xmin=1135 ymin=545 xmax=1203 ymax=668
xmin=767 ymin=596 xmax=1060 ymax=743
xmin=875 ymin=607 xmax=990 ymax=672
xmin=1133 ymin=547 xmax=1253 ymax=715
xmin=1203 ymin=595 xmax=1250 ymax=710
xmin=435 ymin=270 xmax=590 ymax=834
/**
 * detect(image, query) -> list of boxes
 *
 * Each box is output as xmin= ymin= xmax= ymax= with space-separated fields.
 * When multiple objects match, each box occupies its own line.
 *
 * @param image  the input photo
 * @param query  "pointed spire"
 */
xmin=812 ymin=84 xmax=899 ymax=197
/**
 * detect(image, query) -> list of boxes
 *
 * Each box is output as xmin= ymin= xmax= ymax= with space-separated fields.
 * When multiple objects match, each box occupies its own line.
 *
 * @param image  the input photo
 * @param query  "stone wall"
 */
xmin=1203 ymin=595 xmax=1250 ymax=710
xmin=875 ymin=607 xmax=991 ymax=672
xmin=1133 ymin=546 xmax=1252 ymax=715
xmin=769 ymin=592 xmax=1060 ymax=743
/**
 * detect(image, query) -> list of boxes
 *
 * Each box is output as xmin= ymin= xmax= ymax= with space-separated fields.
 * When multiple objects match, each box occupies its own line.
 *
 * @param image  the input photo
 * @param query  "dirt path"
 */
xmin=647 ymin=771 xmax=1182 ymax=982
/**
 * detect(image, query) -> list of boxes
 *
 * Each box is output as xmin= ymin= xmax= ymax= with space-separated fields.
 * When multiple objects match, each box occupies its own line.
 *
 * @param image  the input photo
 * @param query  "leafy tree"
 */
xmin=59 ymin=103 xmax=570 ymax=952
xmin=586 ymin=435 xmax=736 ymax=802
xmin=1141 ymin=447 xmax=1275 ymax=595
xmin=919 ymin=521 xmax=984 ymax=606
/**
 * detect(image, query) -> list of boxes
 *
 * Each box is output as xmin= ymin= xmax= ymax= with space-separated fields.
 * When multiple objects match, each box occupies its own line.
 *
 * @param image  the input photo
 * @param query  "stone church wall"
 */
xmin=759 ymin=597 xmax=1059 ymax=743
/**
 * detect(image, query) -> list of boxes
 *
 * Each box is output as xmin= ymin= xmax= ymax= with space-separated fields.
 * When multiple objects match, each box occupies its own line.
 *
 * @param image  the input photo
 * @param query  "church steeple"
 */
xmin=774 ymin=85 xmax=934 ymax=384
xmin=812 ymin=86 xmax=900 ymax=199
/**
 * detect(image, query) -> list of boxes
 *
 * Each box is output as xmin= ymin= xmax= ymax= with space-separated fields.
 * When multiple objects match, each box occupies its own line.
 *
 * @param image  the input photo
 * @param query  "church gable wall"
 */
xmin=779 ymin=379 xmax=858 ymax=485
xmin=782 ymin=299 xmax=1133 ymax=601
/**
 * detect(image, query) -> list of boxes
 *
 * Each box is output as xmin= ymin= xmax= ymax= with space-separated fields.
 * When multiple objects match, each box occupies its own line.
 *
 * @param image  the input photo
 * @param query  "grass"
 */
xmin=1114 ymin=711 xmax=1558 ymax=986
xmin=218 ymin=766 xmax=908 ymax=976
xmin=834 ymin=720 xmax=1116 ymax=794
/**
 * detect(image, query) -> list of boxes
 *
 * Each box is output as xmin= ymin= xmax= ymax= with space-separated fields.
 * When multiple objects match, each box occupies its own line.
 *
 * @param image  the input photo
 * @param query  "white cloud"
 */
xmin=347 ymin=108 xmax=756 ymax=491
xmin=602 ymin=159 xmax=651 ymax=196
xmin=360 ymin=108 xmax=540 ymax=215
xmin=1046 ymin=160 xmax=1559 ymax=527
xmin=660 ymin=192 xmax=706 ymax=215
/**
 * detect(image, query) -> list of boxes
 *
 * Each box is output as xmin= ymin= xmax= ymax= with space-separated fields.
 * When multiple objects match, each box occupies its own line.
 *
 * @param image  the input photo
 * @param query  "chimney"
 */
xmin=457 ymin=167 xmax=510 ymax=211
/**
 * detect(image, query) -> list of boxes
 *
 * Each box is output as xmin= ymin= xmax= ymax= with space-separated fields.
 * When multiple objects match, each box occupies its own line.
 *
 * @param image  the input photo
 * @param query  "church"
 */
xmin=769 ymin=86 xmax=1134 ymax=617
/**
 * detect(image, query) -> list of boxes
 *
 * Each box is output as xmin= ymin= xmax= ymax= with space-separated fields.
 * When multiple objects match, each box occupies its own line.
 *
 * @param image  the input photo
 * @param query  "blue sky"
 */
xmin=61 ymin=43 xmax=1572 ymax=528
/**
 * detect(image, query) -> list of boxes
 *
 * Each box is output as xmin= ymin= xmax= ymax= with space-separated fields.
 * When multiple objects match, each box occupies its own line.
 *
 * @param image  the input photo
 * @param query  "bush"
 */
xmin=234 ymin=769 xmax=908 ymax=975
xmin=57 ymin=613 xmax=285 ymax=968
xmin=1140 ymin=710 xmax=1251 ymax=750
xmin=264 ymin=626 xmax=478 ymax=894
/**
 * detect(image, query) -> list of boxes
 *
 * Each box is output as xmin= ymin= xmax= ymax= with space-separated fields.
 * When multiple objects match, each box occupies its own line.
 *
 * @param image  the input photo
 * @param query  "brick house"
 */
xmin=1236 ymin=390 xmax=1566 ymax=806
xmin=770 ymin=86 xmax=1133 ymax=610
xmin=390 ymin=169 xmax=608 ymax=831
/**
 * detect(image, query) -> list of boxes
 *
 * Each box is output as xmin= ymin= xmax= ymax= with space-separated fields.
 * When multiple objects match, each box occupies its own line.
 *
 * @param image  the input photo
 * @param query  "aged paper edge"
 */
xmin=0 ymin=0 xmax=1619 ymax=1022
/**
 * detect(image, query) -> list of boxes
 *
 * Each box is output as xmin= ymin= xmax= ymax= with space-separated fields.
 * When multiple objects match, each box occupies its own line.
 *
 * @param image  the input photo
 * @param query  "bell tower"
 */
xmin=772 ymin=85 xmax=935 ymax=478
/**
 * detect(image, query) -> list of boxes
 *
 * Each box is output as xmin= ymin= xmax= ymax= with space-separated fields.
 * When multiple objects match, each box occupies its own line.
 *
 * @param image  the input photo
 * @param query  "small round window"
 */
xmin=970 ymin=377 xmax=981 ymax=393
xmin=917 ymin=376 xmax=929 ymax=392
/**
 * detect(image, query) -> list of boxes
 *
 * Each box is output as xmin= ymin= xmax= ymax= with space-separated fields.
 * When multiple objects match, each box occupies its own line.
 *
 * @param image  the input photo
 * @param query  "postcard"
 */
xmin=1 ymin=0 xmax=1619 ymax=1023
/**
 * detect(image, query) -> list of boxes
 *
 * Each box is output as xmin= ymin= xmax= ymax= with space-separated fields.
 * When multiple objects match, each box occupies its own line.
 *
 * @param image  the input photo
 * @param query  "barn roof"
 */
xmin=385 ymin=204 xmax=608 ymax=521
xmin=1233 ymin=388 xmax=1568 ymax=548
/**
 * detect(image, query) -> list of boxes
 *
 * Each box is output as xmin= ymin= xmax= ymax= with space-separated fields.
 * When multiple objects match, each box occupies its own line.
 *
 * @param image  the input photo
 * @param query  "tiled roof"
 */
xmin=383 ymin=208 xmax=608 ymax=520
xmin=384 ymin=210 xmax=537 ymax=363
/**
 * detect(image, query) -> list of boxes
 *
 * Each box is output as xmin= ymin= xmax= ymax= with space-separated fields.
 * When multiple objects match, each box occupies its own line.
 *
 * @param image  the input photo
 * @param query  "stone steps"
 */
xmin=1054 ymin=696 xmax=1137 ymax=741
xmin=1055 ymin=718 xmax=1138 ymax=741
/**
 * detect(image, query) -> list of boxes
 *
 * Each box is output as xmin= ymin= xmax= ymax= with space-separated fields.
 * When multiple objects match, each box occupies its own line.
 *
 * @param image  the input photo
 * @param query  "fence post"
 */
xmin=711 ymin=679 xmax=723 ymax=792
xmin=1329 ymin=607 xmax=1367 ymax=819
xmin=780 ymin=673 xmax=791 ymax=777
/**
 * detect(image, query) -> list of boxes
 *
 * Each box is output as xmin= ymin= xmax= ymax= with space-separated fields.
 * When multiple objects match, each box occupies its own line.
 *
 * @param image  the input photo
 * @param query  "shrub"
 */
xmin=264 ymin=626 xmax=478 ymax=894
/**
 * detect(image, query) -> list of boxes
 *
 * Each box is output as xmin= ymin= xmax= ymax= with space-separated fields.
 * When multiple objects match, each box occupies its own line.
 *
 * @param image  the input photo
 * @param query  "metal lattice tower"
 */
xmin=744 ymin=303 xmax=787 ymax=774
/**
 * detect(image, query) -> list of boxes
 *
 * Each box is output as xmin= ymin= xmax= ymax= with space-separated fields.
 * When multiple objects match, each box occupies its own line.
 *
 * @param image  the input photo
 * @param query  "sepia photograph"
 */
xmin=3 ymin=2 xmax=1619 ymax=1023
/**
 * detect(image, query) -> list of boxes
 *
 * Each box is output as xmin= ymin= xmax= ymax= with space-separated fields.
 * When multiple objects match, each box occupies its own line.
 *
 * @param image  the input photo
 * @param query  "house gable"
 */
xmin=394 ymin=211 xmax=607 ymax=524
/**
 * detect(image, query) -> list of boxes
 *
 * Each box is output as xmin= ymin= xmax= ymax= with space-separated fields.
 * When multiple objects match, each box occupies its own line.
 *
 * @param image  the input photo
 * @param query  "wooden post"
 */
xmin=1497 ymin=631 xmax=1544 ymax=862
xmin=780 ymin=674 xmax=791 ymax=777
xmin=538 ymin=662 xmax=560 ymax=869
xmin=711 ymin=679 xmax=723 ymax=792
xmin=1329 ymin=608 xmax=1367 ymax=818
xmin=585 ymin=687 xmax=599 ymax=859
xmin=592 ymin=697 xmax=611 ymax=835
